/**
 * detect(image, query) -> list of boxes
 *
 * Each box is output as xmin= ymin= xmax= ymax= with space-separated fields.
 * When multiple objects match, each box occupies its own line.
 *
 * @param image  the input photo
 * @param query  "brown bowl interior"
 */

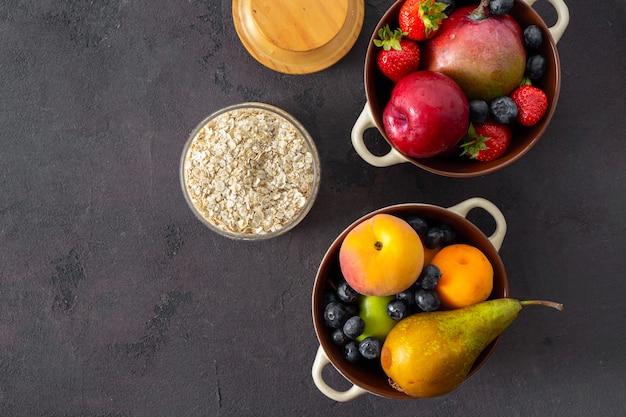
xmin=312 ymin=204 xmax=509 ymax=399
xmin=364 ymin=0 xmax=561 ymax=177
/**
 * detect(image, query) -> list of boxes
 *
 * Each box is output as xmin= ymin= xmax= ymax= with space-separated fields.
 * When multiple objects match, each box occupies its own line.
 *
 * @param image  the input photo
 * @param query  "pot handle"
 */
xmin=351 ymin=103 xmax=409 ymax=167
xmin=312 ymin=345 xmax=368 ymax=402
xmin=522 ymin=0 xmax=570 ymax=44
xmin=446 ymin=197 xmax=507 ymax=252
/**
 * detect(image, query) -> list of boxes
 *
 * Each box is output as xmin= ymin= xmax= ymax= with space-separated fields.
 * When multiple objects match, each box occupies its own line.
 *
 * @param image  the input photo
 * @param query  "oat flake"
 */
xmin=183 ymin=107 xmax=316 ymax=236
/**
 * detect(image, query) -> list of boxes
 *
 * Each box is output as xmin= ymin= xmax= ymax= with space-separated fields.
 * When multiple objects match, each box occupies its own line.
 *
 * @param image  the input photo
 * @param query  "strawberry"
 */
xmin=374 ymin=25 xmax=420 ymax=83
xmin=510 ymin=78 xmax=548 ymax=126
xmin=398 ymin=0 xmax=450 ymax=41
xmin=460 ymin=121 xmax=512 ymax=162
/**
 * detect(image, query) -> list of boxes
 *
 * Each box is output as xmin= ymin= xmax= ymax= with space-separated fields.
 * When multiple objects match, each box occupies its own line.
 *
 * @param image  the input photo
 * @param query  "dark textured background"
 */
xmin=1 ymin=1 xmax=625 ymax=416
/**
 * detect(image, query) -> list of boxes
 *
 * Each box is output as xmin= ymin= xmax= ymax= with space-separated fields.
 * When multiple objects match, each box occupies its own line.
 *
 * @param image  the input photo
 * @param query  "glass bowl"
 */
xmin=180 ymin=102 xmax=321 ymax=240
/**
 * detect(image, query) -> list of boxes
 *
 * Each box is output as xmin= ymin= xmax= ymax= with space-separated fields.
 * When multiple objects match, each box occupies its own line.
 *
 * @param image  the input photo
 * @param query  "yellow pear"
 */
xmin=381 ymin=298 xmax=563 ymax=398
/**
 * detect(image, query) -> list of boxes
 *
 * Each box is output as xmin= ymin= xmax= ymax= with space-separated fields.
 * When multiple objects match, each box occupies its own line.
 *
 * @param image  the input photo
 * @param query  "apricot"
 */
xmin=339 ymin=214 xmax=424 ymax=296
xmin=431 ymin=244 xmax=493 ymax=308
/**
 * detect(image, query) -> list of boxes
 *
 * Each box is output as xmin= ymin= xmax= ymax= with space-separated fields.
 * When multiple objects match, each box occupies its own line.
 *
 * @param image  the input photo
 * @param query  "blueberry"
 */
xmin=324 ymin=301 xmax=348 ymax=329
xmin=358 ymin=337 xmax=382 ymax=360
xmin=343 ymin=341 xmax=361 ymax=363
xmin=419 ymin=264 xmax=442 ymax=290
xmin=469 ymin=99 xmax=489 ymax=124
xmin=406 ymin=216 xmax=429 ymax=239
xmin=323 ymin=290 xmax=337 ymax=305
xmin=438 ymin=0 xmax=455 ymax=15
xmin=343 ymin=316 xmax=365 ymax=339
xmin=396 ymin=287 xmax=416 ymax=307
xmin=336 ymin=280 xmax=359 ymax=303
xmin=526 ymin=54 xmax=547 ymax=80
xmin=415 ymin=289 xmax=441 ymax=312
xmin=490 ymin=96 xmax=518 ymax=124
xmin=523 ymin=25 xmax=543 ymax=49
xmin=489 ymin=0 xmax=514 ymax=16
xmin=331 ymin=328 xmax=349 ymax=346
xmin=387 ymin=299 xmax=409 ymax=321
xmin=425 ymin=227 xmax=446 ymax=249
xmin=439 ymin=224 xmax=457 ymax=245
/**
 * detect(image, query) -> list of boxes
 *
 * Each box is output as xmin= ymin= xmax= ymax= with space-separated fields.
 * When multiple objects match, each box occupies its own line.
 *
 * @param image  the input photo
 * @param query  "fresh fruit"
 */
xmin=357 ymin=295 xmax=397 ymax=342
xmin=489 ymin=96 xmax=517 ymax=124
xmin=523 ymin=24 xmax=543 ymax=49
xmin=395 ymin=287 xmax=417 ymax=307
xmin=406 ymin=215 xmax=429 ymax=238
xmin=324 ymin=301 xmax=349 ymax=329
xmin=359 ymin=337 xmax=383 ymax=360
xmin=339 ymin=213 xmax=424 ymax=296
xmin=336 ymin=279 xmax=359 ymax=303
xmin=424 ymin=227 xmax=446 ymax=249
xmin=488 ymin=0 xmax=513 ymax=16
xmin=381 ymin=298 xmax=563 ymax=398
xmin=420 ymin=1 xmax=526 ymax=101
xmin=441 ymin=224 xmax=455 ymax=241
xmin=424 ymin=224 xmax=456 ymax=249
xmin=343 ymin=316 xmax=365 ymax=339
xmin=374 ymin=25 xmax=421 ymax=83
xmin=387 ymin=299 xmax=410 ymax=320
xmin=382 ymin=71 xmax=469 ymax=158
xmin=417 ymin=264 xmax=442 ymax=289
xmin=344 ymin=341 xmax=360 ymax=363
xmin=460 ymin=121 xmax=512 ymax=162
xmin=331 ymin=328 xmax=349 ymax=346
xmin=489 ymin=96 xmax=518 ymax=124
xmin=526 ymin=54 xmax=547 ymax=80
xmin=398 ymin=0 xmax=450 ymax=41
xmin=469 ymin=99 xmax=489 ymax=124
xmin=415 ymin=288 xmax=441 ymax=311
xmin=407 ymin=217 xmax=456 ymax=263
xmin=510 ymin=80 xmax=549 ymax=126
xmin=431 ymin=243 xmax=494 ymax=308
xmin=326 ymin=294 xmax=400 ymax=363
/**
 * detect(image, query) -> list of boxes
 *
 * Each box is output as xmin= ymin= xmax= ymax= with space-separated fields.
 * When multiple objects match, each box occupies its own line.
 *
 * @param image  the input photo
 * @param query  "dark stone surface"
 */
xmin=1 ymin=1 xmax=625 ymax=416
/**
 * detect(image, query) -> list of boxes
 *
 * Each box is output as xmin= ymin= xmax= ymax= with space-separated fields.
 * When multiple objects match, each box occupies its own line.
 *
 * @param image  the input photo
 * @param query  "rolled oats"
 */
xmin=183 ymin=106 xmax=317 ymax=237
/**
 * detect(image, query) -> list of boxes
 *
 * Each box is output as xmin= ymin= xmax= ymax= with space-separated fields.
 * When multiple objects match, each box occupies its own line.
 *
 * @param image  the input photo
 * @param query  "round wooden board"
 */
xmin=233 ymin=0 xmax=365 ymax=74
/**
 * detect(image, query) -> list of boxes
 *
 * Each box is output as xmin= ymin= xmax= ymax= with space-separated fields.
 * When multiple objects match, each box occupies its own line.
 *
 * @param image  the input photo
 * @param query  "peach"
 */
xmin=339 ymin=214 xmax=424 ymax=296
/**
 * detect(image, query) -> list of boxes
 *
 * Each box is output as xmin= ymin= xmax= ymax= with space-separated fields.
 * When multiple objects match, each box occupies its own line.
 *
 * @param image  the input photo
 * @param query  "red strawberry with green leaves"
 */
xmin=374 ymin=25 xmax=421 ymax=83
xmin=510 ymin=78 xmax=548 ymax=126
xmin=460 ymin=121 xmax=512 ymax=162
xmin=399 ymin=0 xmax=450 ymax=41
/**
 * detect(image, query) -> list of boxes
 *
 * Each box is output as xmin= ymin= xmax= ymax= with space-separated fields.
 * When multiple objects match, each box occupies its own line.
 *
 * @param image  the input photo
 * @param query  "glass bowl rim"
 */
xmin=179 ymin=102 xmax=322 ymax=240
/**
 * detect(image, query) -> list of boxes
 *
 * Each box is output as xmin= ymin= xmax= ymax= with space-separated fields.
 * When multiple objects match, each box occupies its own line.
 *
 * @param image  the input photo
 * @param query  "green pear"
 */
xmin=381 ymin=298 xmax=563 ymax=398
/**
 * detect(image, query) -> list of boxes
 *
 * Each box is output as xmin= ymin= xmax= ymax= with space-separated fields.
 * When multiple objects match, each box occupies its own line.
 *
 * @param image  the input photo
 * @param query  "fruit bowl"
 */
xmin=351 ymin=0 xmax=569 ymax=177
xmin=311 ymin=197 xmax=509 ymax=401
xmin=180 ymin=102 xmax=321 ymax=240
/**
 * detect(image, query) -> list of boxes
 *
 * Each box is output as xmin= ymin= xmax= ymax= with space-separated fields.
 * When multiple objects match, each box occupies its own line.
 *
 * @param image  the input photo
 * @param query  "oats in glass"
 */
xmin=181 ymin=103 xmax=320 ymax=240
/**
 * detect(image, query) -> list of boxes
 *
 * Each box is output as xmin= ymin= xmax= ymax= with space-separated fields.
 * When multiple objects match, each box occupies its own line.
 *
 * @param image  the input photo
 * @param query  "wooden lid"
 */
xmin=233 ymin=0 xmax=364 ymax=74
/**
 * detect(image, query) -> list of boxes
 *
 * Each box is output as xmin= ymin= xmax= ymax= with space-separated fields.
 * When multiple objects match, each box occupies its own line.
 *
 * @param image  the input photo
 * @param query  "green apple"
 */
xmin=357 ymin=295 xmax=397 ymax=342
